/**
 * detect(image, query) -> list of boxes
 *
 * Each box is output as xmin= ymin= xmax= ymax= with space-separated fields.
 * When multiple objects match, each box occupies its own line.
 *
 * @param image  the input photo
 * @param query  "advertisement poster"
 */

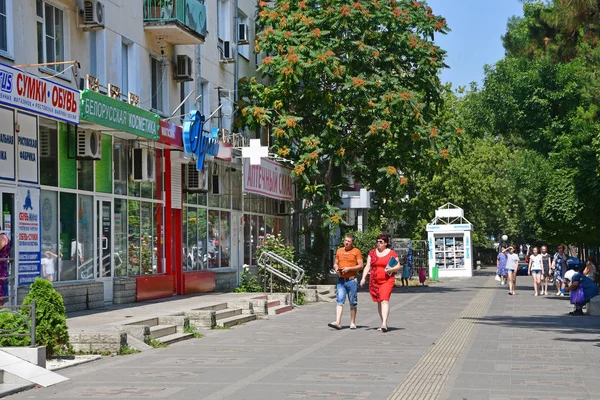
xmin=242 ymin=158 xmax=294 ymax=201
xmin=17 ymin=186 xmax=41 ymax=285
xmin=0 ymin=107 xmax=15 ymax=181
xmin=17 ymin=112 xmax=38 ymax=184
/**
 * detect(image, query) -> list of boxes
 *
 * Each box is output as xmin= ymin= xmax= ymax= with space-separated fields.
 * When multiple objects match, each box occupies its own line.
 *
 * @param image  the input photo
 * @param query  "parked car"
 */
xmin=516 ymin=261 xmax=529 ymax=276
xmin=567 ymin=256 xmax=584 ymax=272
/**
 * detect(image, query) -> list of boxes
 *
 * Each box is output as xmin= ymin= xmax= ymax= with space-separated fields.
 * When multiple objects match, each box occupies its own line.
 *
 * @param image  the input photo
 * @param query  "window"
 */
xmin=36 ymin=1 xmax=65 ymax=72
xmin=151 ymin=57 xmax=164 ymax=113
xmin=0 ymin=0 xmax=13 ymax=58
xmin=122 ymin=41 xmax=130 ymax=97
xmin=217 ymin=0 xmax=231 ymax=42
xmin=39 ymin=117 xmax=58 ymax=187
xmin=238 ymin=11 xmax=249 ymax=60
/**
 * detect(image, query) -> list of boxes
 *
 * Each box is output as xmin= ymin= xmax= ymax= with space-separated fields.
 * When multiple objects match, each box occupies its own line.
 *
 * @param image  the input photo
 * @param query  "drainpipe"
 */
xmin=234 ymin=0 xmax=240 ymax=288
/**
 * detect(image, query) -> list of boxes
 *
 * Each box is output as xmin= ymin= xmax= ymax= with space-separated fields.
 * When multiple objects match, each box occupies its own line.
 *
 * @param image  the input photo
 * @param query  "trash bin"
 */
xmin=432 ymin=265 xmax=439 ymax=281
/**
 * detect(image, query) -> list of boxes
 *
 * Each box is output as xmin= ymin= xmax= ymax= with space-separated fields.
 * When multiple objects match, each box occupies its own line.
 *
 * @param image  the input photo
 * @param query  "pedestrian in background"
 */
xmin=552 ymin=245 xmax=568 ymax=296
xmin=0 ymin=232 xmax=10 ymax=305
xmin=497 ymin=245 xmax=508 ymax=285
xmin=360 ymin=234 xmax=400 ymax=332
xmin=540 ymin=246 xmax=552 ymax=295
xmin=583 ymin=256 xmax=597 ymax=282
xmin=328 ymin=234 xmax=363 ymax=330
xmin=506 ymin=246 xmax=519 ymax=295
xmin=564 ymin=269 xmax=599 ymax=316
xmin=528 ymin=247 xmax=543 ymax=296
xmin=400 ymin=255 xmax=410 ymax=287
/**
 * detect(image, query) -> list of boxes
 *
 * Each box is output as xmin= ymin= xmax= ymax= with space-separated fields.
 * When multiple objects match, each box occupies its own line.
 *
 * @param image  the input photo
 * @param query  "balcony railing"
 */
xmin=143 ymin=0 xmax=207 ymax=44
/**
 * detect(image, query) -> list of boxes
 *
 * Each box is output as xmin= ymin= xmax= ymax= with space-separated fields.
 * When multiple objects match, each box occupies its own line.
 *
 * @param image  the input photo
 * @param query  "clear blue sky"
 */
xmin=426 ymin=0 xmax=525 ymax=89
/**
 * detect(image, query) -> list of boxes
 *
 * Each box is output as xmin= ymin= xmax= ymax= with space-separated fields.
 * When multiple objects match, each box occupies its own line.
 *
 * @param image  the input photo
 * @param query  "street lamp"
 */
xmin=501 ymin=234 xmax=508 ymax=249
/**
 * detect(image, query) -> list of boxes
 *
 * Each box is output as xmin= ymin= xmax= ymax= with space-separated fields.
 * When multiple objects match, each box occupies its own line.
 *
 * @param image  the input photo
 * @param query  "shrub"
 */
xmin=0 ymin=312 xmax=30 ymax=347
xmin=233 ymin=266 xmax=263 ymax=293
xmin=343 ymin=226 xmax=383 ymax=264
xmin=22 ymin=278 xmax=71 ymax=357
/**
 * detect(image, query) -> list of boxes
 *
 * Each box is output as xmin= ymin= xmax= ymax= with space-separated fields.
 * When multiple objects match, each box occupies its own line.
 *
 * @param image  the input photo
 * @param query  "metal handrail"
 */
xmin=0 ymin=300 xmax=36 ymax=347
xmin=257 ymin=252 xmax=305 ymax=306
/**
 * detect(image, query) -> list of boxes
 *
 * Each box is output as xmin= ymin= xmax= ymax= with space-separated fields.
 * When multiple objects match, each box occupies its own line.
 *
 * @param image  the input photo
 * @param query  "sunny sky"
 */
xmin=426 ymin=0 xmax=525 ymax=89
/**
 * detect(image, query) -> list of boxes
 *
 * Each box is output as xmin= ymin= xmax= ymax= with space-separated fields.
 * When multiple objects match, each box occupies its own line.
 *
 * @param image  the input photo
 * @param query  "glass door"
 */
xmin=1 ymin=187 xmax=15 ymax=305
xmin=96 ymin=197 xmax=113 ymax=303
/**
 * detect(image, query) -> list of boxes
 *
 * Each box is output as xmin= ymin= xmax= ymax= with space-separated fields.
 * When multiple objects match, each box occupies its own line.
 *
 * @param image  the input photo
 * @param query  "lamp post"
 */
xmin=501 ymin=234 xmax=508 ymax=249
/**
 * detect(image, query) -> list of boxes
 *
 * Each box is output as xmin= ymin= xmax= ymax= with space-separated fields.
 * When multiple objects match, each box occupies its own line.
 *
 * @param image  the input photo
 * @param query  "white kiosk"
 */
xmin=426 ymin=203 xmax=473 ymax=278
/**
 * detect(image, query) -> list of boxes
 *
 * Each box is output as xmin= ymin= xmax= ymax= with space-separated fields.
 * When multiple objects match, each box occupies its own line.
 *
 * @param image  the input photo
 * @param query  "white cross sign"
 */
xmin=242 ymin=139 xmax=269 ymax=165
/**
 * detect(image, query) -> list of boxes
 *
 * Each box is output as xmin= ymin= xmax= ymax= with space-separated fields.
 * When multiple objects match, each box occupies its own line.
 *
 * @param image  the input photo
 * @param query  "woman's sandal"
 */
xmin=381 ymin=326 xmax=388 ymax=333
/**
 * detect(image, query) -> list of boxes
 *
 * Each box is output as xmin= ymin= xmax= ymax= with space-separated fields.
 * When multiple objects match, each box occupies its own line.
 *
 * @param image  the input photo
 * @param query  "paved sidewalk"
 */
xmin=5 ymin=275 xmax=600 ymax=400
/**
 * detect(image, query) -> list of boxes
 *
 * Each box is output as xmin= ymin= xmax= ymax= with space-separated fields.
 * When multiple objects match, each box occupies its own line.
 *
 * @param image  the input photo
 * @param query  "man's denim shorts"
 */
xmin=336 ymin=277 xmax=358 ymax=307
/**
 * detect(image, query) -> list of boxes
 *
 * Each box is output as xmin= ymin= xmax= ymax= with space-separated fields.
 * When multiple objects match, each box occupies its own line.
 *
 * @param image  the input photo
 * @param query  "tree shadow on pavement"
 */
xmin=461 ymin=314 xmax=600 ymax=343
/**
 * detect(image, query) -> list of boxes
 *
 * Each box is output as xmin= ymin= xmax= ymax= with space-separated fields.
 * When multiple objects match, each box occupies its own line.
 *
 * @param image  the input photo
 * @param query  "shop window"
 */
xmin=40 ymin=190 xmax=58 ymax=282
xmin=77 ymin=160 xmax=94 ymax=191
xmin=140 ymin=202 xmax=153 ymax=274
xmin=220 ymin=211 xmax=230 ymax=267
xmin=95 ymin=134 xmax=112 ymax=193
xmin=39 ymin=118 xmax=58 ymax=187
xmin=150 ymin=56 xmax=164 ymax=113
xmin=59 ymin=193 xmax=76 ymax=281
xmin=198 ymin=208 xmax=208 ymax=269
xmin=0 ymin=0 xmax=13 ymax=58
xmin=243 ymin=214 xmax=252 ymax=265
xmin=113 ymin=138 xmax=128 ymax=196
xmin=208 ymin=210 xmax=220 ymax=268
xmin=127 ymin=200 xmax=141 ymax=275
xmin=186 ymin=193 xmax=197 ymax=205
xmin=77 ymin=194 xmax=94 ymax=280
xmin=266 ymin=216 xmax=273 ymax=236
xmin=140 ymin=181 xmax=153 ymax=199
xmin=252 ymin=214 xmax=259 ymax=265
xmin=36 ymin=1 xmax=65 ymax=72
xmin=231 ymin=168 xmax=242 ymax=210
xmin=114 ymin=199 xmax=127 ymax=276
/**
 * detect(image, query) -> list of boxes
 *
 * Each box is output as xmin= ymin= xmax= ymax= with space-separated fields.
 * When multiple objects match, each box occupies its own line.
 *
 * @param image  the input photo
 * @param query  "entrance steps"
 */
xmin=0 ymin=350 xmax=67 ymax=397
xmin=303 ymin=285 xmax=336 ymax=302
xmin=118 ymin=316 xmax=193 ymax=346
xmin=188 ymin=302 xmax=257 ymax=328
xmin=251 ymin=294 xmax=294 ymax=316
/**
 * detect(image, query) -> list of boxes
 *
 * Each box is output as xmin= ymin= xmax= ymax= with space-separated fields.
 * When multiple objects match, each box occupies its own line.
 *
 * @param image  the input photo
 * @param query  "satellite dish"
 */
xmin=221 ymin=99 xmax=233 ymax=118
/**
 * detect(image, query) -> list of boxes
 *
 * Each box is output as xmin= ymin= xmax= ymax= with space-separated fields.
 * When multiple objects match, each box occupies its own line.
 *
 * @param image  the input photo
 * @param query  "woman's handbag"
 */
xmin=570 ymin=286 xmax=585 ymax=304
xmin=495 ymin=275 xmax=501 ymax=282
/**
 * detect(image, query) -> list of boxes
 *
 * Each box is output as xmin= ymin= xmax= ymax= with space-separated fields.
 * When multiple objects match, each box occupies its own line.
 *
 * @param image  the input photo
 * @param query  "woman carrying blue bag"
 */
xmin=564 ymin=269 xmax=599 ymax=316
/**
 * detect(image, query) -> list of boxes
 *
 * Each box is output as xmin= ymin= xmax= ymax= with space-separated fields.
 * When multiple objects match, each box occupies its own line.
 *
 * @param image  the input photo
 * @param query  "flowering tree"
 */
xmin=240 ymin=0 xmax=455 ymax=264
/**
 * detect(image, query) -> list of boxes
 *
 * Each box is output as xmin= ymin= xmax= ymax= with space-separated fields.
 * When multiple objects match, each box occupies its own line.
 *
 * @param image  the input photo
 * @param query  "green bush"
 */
xmin=0 ymin=312 xmax=30 ymax=347
xmin=23 ymin=278 xmax=71 ymax=357
xmin=343 ymin=226 xmax=383 ymax=264
xmin=233 ymin=266 xmax=263 ymax=293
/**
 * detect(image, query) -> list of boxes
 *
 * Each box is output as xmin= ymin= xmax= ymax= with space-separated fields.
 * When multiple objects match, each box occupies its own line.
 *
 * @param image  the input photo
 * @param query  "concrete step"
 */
xmin=267 ymin=300 xmax=281 ymax=308
xmin=156 ymin=332 xmax=195 ymax=345
xmin=216 ymin=314 xmax=257 ymax=328
xmin=123 ymin=317 xmax=159 ymax=327
xmin=252 ymin=295 xmax=268 ymax=300
xmin=149 ymin=324 xmax=177 ymax=339
xmin=0 ymin=382 xmax=37 ymax=398
xmin=268 ymin=304 xmax=293 ymax=315
xmin=195 ymin=303 xmax=228 ymax=312
xmin=215 ymin=308 xmax=242 ymax=320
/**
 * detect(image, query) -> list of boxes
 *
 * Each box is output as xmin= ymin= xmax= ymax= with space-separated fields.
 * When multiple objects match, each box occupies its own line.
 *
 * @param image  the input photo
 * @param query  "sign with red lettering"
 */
xmin=243 ymin=158 xmax=294 ymax=201
xmin=158 ymin=120 xmax=183 ymax=148
xmin=0 ymin=62 xmax=80 ymax=124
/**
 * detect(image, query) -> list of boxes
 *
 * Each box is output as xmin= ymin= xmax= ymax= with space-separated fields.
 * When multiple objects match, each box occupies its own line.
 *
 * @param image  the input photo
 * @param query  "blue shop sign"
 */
xmin=183 ymin=109 xmax=220 ymax=170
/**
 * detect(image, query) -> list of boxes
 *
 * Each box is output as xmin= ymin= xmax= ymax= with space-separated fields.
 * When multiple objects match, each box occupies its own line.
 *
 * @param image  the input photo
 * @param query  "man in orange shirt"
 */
xmin=328 ymin=234 xmax=363 ymax=330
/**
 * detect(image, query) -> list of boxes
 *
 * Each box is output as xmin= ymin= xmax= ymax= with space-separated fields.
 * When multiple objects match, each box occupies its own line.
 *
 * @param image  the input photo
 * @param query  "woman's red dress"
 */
xmin=368 ymin=249 xmax=398 ymax=302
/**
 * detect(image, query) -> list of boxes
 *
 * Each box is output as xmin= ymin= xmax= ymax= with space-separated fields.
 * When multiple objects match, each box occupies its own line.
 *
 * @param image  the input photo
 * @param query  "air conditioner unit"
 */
xmin=184 ymin=163 xmax=208 ymax=192
xmin=80 ymin=0 xmax=105 ymax=30
xmin=77 ymin=130 xmax=102 ymax=160
xmin=238 ymin=23 xmax=249 ymax=45
xmin=220 ymin=41 xmax=235 ymax=63
xmin=132 ymin=148 xmax=156 ymax=182
xmin=175 ymin=55 xmax=193 ymax=82
xmin=40 ymin=130 xmax=51 ymax=157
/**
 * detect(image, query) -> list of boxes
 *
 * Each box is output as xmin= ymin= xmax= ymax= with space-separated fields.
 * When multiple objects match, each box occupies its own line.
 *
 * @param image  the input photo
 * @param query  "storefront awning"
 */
xmin=80 ymin=90 xmax=160 ymax=140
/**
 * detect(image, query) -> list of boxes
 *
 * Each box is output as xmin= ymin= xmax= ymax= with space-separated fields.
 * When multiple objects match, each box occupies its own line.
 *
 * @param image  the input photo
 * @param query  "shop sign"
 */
xmin=158 ymin=120 xmax=183 ymax=148
xmin=0 ymin=63 xmax=80 ymax=124
xmin=80 ymin=90 xmax=160 ymax=140
xmin=17 ymin=112 xmax=38 ymax=184
xmin=426 ymin=224 xmax=471 ymax=231
xmin=16 ymin=186 xmax=41 ymax=286
xmin=243 ymin=158 xmax=294 ymax=201
xmin=0 ymin=107 xmax=15 ymax=181
xmin=182 ymin=109 xmax=219 ymax=170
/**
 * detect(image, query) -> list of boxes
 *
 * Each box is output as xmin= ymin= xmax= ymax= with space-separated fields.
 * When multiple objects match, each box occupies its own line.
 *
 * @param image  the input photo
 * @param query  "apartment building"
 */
xmin=0 ymin=0 xmax=294 ymax=310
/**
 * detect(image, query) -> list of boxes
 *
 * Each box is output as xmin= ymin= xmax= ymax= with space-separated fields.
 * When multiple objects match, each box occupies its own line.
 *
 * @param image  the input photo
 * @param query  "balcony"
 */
xmin=143 ymin=0 xmax=207 ymax=45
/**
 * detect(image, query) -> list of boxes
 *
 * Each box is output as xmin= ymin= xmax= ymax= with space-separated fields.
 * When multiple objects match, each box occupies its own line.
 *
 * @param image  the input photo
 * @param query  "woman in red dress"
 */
xmin=360 ymin=234 xmax=400 ymax=332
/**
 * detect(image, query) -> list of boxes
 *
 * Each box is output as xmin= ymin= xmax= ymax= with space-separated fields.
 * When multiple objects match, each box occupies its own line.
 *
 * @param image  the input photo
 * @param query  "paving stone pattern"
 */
xmin=6 ymin=275 xmax=600 ymax=400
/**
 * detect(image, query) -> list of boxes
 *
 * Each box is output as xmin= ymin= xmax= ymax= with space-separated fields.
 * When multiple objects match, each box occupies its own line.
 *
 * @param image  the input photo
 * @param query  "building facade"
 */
xmin=0 ymin=0 xmax=294 ymax=309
